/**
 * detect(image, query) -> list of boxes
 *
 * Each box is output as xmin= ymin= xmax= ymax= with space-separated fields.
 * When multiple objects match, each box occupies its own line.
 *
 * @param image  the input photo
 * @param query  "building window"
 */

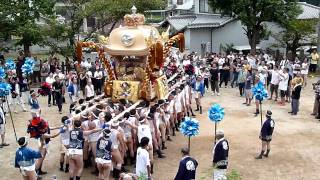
xmin=177 ymin=0 xmax=183 ymax=5
xmin=199 ymin=0 xmax=208 ymax=13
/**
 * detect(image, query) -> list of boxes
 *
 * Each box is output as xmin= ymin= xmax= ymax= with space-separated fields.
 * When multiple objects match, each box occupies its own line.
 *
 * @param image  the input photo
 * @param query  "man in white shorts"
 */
xmin=15 ymin=137 xmax=42 ymax=180
xmin=0 ymin=105 xmax=9 ymax=148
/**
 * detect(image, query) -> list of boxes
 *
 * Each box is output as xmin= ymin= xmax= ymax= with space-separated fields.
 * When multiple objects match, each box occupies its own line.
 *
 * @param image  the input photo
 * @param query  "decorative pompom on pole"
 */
xmin=179 ymin=117 xmax=199 ymax=152
xmin=5 ymin=58 xmax=16 ymax=71
xmin=22 ymin=58 xmax=35 ymax=76
xmin=21 ymin=58 xmax=34 ymax=91
xmin=208 ymin=104 xmax=225 ymax=144
xmin=0 ymin=67 xmax=6 ymax=79
xmin=0 ymin=82 xmax=16 ymax=141
xmin=252 ymin=81 xmax=268 ymax=127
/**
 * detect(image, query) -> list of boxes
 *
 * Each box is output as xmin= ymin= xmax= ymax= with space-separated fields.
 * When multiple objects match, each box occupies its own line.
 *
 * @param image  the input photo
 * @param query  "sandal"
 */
xmin=1 ymin=143 xmax=9 ymax=146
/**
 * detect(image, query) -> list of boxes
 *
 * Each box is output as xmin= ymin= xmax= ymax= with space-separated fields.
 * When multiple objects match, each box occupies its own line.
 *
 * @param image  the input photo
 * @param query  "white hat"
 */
xmin=30 ymin=109 xmax=40 ymax=117
xmin=216 ymin=130 xmax=224 ymax=136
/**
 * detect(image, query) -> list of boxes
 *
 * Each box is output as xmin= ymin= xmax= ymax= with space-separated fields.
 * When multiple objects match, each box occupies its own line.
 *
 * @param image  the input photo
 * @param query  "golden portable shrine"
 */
xmin=75 ymin=7 xmax=185 ymax=102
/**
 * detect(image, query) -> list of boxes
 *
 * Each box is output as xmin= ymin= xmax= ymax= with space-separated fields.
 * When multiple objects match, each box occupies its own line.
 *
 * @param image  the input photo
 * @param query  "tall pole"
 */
xmin=6 ymin=97 xmax=17 ymax=142
xmin=214 ymin=122 xmax=217 ymax=144
xmin=188 ymin=136 xmax=190 ymax=153
xmin=260 ymin=101 xmax=263 ymax=127
xmin=317 ymin=11 xmax=320 ymax=53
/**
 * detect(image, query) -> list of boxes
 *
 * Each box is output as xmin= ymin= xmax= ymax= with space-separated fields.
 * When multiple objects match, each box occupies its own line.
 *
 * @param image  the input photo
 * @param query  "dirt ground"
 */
xmin=1 ymin=78 xmax=320 ymax=180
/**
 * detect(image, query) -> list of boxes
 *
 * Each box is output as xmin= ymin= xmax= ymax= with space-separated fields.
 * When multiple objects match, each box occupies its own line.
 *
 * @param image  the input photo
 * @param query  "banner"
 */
xmin=112 ymin=80 xmax=140 ymax=102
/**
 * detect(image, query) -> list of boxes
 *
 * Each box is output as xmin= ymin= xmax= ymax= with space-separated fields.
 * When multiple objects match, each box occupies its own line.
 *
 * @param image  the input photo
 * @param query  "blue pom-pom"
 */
xmin=252 ymin=81 xmax=268 ymax=101
xmin=179 ymin=117 xmax=199 ymax=137
xmin=0 ymin=82 xmax=11 ymax=97
xmin=5 ymin=58 xmax=16 ymax=70
xmin=208 ymin=104 xmax=225 ymax=122
xmin=22 ymin=58 xmax=34 ymax=76
xmin=0 ymin=67 xmax=6 ymax=79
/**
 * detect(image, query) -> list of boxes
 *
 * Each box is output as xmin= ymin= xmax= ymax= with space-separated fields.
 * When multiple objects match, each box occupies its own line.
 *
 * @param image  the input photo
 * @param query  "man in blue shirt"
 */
xmin=174 ymin=147 xmax=198 ymax=180
xmin=255 ymin=110 xmax=275 ymax=159
xmin=15 ymin=137 xmax=42 ymax=180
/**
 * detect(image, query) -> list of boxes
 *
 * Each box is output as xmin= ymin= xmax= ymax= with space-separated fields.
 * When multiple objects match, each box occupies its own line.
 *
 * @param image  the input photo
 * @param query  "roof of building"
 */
xmin=297 ymin=2 xmax=320 ymax=19
xmin=167 ymin=15 xmax=197 ymax=31
xmin=166 ymin=14 xmax=234 ymax=31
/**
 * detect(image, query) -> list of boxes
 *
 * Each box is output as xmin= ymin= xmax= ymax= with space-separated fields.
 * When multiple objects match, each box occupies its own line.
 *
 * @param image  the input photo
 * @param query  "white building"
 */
xmin=158 ymin=1 xmax=320 ymax=55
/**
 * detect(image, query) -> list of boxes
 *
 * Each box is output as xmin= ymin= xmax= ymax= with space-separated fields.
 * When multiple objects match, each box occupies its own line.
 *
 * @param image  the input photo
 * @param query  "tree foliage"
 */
xmin=273 ymin=19 xmax=316 ymax=60
xmin=0 ymin=0 xmax=55 ymax=53
xmin=208 ymin=0 xmax=301 ymax=55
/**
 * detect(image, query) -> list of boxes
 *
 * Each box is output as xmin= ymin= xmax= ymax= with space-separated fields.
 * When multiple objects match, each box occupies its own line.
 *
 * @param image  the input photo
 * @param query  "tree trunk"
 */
xmin=248 ymin=28 xmax=258 ymax=55
xmin=69 ymin=35 xmax=76 ymax=61
xmin=24 ymin=43 xmax=31 ymax=55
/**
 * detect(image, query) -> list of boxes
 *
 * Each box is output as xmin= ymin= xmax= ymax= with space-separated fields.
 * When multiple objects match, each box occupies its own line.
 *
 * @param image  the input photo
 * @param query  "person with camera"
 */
xmin=289 ymin=75 xmax=303 ymax=115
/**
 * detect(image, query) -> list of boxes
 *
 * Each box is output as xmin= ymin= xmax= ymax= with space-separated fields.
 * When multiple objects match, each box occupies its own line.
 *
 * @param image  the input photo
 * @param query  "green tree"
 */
xmin=1 ymin=0 xmax=55 ymax=53
xmin=208 ymin=0 xmax=301 ymax=55
xmin=273 ymin=19 xmax=316 ymax=60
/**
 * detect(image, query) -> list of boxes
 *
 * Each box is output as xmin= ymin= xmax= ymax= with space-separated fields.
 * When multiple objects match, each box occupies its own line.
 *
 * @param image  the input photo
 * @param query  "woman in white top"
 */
xmin=45 ymin=73 xmax=55 ymax=106
xmin=93 ymin=66 xmax=103 ymax=94
xmin=300 ymin=58 xmax=309 ymax=87
xmin=278 ymin=68 xmax=289 ymax=106
xmin=85 ymin=80 xmax=95 ymax=101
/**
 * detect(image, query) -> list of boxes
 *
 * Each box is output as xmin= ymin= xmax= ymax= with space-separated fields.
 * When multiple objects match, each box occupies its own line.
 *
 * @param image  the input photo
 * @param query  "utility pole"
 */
xmin=318 ymin=10 xmax=320 ymax=53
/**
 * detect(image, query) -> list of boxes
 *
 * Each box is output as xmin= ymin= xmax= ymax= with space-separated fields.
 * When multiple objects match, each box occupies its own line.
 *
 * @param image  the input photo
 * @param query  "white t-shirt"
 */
xmin=138 ymin=124 xmax=152 ymax=144
xmin=94 ymin=71 xmax=103 ymax=79
xmin=259 ymin=73 xmax=267 ymax=85
xmin=45 ymin=77 xmax=55 ymax=85
xmin=183 ymin=60 xmax=191 ymax=66
xmin=135 ymin=147 xmax=150 ymax=177
xmin=247 ymin=57 xmax=256 ymax=67
xmin=270 ymin=70 xmax=280 ymax=85
xmin=218 ymin=58 xmax=225 ymax=69
xmin=85 ymin=84 xmax=95 ymax=97
xmin=279 ymin=72 xmax=289 ymax=91
xmin=301 ymin=63 xmax=309 ymax=75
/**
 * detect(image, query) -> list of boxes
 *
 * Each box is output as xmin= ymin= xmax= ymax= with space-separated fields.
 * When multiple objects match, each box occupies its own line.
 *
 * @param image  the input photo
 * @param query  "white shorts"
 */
xmin=95 ymin=158 xmax=111 ymax=164
xmin=20 ymin=164 xmax=36 ymax=176
xmin=213 ymin=169 xmax=227 ymax=180
xmin=0 ymin=124 xmax=5 ymax=135
xmin=68 ymin=148 xmax=83 ymax=155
